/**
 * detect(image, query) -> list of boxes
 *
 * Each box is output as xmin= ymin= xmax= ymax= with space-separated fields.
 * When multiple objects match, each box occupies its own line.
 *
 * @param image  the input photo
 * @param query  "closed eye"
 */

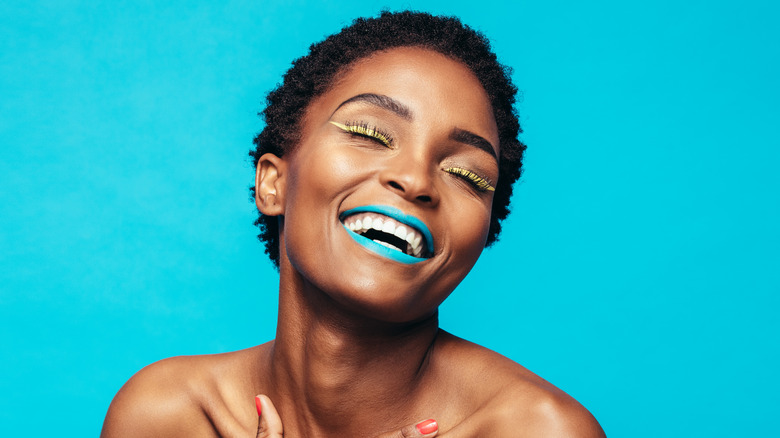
xmin=330 ymin=121 xmax=394 ymax=148
xmin=444 ymin=167 xmax=495 ymax=192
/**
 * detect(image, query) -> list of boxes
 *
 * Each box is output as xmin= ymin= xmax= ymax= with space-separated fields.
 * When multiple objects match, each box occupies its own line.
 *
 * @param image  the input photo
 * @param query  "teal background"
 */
xmin=2 ymin=1 xmax=778 ymax=436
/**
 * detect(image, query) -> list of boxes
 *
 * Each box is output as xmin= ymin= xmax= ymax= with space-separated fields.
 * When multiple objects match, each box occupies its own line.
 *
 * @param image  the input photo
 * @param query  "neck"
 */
xmin=263 ymin=263 xmax=440 ymax=437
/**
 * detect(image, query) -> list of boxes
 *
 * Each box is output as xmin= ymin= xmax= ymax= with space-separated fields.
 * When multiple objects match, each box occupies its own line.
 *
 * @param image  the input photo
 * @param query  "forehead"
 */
xmin=304 ymin=47 xmax=499 ymax=146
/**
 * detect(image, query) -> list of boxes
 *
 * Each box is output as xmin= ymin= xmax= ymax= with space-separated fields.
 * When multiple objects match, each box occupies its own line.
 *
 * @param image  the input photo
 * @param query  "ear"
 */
xmin=255 ymin=153 xmax=287 ymax=216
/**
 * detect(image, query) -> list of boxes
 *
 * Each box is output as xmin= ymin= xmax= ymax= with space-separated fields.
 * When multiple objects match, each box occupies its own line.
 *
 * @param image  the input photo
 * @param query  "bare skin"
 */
xmin=101 ymin=47 xmax=605 ymax=438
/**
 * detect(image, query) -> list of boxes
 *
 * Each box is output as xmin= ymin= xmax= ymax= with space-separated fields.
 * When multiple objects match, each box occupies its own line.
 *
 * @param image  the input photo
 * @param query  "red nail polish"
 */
xmin=255 ymin=396 xmax=262 ymax=417
xmin=416 ymin=419 xmax=437 ymax=434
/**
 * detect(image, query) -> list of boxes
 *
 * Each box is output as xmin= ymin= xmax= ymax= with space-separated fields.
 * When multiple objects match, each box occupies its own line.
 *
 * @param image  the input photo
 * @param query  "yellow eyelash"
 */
xmin=329 ymin=121 xmax=393 ymax=147
xmin=444 ymin=167 xmax=496 ymax=192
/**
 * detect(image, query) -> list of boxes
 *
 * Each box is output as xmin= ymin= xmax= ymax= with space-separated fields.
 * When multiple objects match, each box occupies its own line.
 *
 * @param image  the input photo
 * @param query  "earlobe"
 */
xmin=255 ymin=153 xmax=287 ymax=216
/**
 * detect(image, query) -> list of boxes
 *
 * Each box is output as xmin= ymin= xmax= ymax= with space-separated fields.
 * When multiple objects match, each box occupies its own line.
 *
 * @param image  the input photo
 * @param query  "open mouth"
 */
xmin=339 ymin=205 xmax=434 ymax=264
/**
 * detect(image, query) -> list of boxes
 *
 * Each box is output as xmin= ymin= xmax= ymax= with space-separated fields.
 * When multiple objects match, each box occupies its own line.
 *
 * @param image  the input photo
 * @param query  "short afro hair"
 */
xmin=250 ymin=10 xmax=526 ymax=268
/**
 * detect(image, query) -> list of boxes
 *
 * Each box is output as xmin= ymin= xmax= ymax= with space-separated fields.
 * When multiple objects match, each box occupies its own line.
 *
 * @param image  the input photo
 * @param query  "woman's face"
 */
xmin=274 ymin=47 xmax=499 ymax=323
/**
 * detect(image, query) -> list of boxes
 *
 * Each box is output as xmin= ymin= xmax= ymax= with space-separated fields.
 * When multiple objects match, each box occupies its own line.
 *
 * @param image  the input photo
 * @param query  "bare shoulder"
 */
xmin=484 ymin=380 xmax=606 ymax=438
xmin=435 ymin=331 xmax=605 ymax=438
xmin=101 ymin=345 xmax=267 ymax=438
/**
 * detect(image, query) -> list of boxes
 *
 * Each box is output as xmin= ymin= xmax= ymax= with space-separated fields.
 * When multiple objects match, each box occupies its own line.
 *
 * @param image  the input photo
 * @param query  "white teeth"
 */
xmin=342 ymin=212 xmax=429 ymax=258
xmin=373 ymin=239 xmax=402 ymax=252
xmin=382 ymin=220 xmax=395 ymax=234
xmin=412 ymin=234 xmax=422 ymax=249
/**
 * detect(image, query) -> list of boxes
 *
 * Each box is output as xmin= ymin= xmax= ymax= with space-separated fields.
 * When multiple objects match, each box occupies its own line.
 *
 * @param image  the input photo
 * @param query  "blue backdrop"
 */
xmin=2 ymin=1 xmax=778 ymax=436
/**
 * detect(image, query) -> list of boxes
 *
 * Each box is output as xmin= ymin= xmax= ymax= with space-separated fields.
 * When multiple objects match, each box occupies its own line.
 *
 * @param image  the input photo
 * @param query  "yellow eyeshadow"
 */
xmin=329 ymin=121 xmax=393 ymax=147
xmin=444 ymin=167 xmax=496 ymax=192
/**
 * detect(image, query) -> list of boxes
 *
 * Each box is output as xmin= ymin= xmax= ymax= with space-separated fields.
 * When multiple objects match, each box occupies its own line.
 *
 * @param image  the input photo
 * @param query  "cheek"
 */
xmin=329 ymin=152 xmax=365 ymax=182
xmin=285 ymin=151 xmax=344 ymax=213
xmin=446 ymin=200 xmax=492 ymax=271
xmin=280 ymin=145 xmax=373 ymax=270
xmin=455 ymin=201 xmax=492 ymax=248
xmin=419 ymin=204 xmax=490 ymax=312
xmin=287 ymin=146 xmax=368 ymax=203
xmin=444 ymin=202 xmax=491 ymax=273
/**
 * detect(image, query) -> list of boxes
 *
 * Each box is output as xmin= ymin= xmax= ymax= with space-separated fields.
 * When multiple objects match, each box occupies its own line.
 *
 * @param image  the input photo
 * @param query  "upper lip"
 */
xmin=338 ymin=205 xmax=434 ymax=255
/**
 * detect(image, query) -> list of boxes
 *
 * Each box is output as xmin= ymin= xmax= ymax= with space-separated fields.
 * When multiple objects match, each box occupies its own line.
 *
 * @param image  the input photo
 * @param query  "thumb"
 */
xmin=255 ymin=395 xmax=284 ymax=438
xmin=374 ymin=418 xmax=439 ymax=438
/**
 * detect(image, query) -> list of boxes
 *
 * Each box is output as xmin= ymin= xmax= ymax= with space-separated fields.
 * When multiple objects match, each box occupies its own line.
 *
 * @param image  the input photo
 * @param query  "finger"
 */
xmin=255 ymin=394 xmax=284 ymax=438
xmin=374 ymin=418 xmax=439 ymax=438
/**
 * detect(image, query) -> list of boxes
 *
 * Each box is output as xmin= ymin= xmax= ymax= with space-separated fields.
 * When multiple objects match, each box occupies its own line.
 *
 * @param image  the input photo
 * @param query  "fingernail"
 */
xmin=255 ymin=395 xmax=262 ymax=416
xmin=416 ymin=419 xmax=438 ymax=434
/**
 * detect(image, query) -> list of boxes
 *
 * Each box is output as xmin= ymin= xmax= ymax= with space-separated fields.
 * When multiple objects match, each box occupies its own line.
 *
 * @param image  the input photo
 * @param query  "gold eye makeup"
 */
xmin=444 ymin=167 xmax=496 ymax=192
xmin=329 ymin=121 xmax=394 ymax=148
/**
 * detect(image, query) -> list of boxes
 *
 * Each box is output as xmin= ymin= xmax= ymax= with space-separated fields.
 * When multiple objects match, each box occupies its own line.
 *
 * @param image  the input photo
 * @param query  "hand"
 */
xmin=255 ymin=394 xmax=439 ymax=437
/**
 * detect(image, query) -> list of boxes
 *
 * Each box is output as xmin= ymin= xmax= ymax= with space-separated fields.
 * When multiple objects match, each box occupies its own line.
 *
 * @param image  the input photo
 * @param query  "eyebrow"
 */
xmin=335 ymin=93 xmax=498 ymax=160
xmin=334 ymin=93 xmax=412 ymax=120
xmin=449 ymin=128 xmax=498 ymax=161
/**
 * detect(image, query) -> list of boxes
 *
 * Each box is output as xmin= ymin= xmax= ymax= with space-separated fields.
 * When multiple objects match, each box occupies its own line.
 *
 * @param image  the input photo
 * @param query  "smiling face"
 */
xmin=257 ymin=47 xmax=500 ymax=323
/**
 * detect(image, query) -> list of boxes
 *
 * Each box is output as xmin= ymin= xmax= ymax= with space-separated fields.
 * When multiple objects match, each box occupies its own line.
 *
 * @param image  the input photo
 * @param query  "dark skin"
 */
xmin=101 ymin=47 xmax=605 ymax=437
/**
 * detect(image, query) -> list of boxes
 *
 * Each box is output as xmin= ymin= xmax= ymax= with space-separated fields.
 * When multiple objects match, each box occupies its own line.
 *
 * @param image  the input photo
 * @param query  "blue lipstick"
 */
xmin=339 ymin=205 xmax=434 ymax=264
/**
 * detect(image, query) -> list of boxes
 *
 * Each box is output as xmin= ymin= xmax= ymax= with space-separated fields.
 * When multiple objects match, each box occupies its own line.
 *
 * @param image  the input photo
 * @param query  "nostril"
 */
xmin=385 ymin=178 xmax=435 ymax=204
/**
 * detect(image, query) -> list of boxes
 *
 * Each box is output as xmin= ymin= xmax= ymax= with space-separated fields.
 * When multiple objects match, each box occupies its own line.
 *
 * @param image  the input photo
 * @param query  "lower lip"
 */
xmin=342 ymin=225 xmax=426 ymax=264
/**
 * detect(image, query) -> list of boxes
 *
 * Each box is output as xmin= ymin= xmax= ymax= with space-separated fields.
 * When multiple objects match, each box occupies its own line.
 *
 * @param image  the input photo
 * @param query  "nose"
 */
xmin=379 ymin=154 xmax=439 ymax=206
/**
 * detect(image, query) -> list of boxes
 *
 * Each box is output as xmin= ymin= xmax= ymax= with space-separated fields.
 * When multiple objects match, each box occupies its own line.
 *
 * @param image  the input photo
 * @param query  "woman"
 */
xmin=102 ymin=11 xmax=605 ymax=437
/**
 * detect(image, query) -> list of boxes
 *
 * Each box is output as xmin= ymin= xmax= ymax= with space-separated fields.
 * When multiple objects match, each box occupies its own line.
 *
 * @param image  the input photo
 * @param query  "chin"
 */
xmin=327 ymin=261 xmax=468 ymax=324
xmin=281 ymin=225 xmax=479 ymax=325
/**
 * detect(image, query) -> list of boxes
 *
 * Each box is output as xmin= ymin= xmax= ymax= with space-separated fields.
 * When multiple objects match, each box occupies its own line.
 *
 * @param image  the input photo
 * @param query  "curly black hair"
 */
xmin=250 ymin=10 xmax=526 ymax=268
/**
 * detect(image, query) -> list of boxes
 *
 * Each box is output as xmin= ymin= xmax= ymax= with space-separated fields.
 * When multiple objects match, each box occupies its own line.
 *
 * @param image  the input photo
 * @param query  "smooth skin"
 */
xmin=101 ymin=47 xmax=605 ymax=437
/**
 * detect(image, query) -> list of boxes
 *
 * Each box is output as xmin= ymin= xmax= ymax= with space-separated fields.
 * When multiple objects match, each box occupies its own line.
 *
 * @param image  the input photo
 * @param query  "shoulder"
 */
xmin=101 ymin=347 xmax=264 ymax=438
xmin=101 ymin=355 xmax=219 ymax=438
xmin=484 ymin=381 xmax=606 ymax=438
xmin=434 ymin=332 xmax=605 ymax=437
